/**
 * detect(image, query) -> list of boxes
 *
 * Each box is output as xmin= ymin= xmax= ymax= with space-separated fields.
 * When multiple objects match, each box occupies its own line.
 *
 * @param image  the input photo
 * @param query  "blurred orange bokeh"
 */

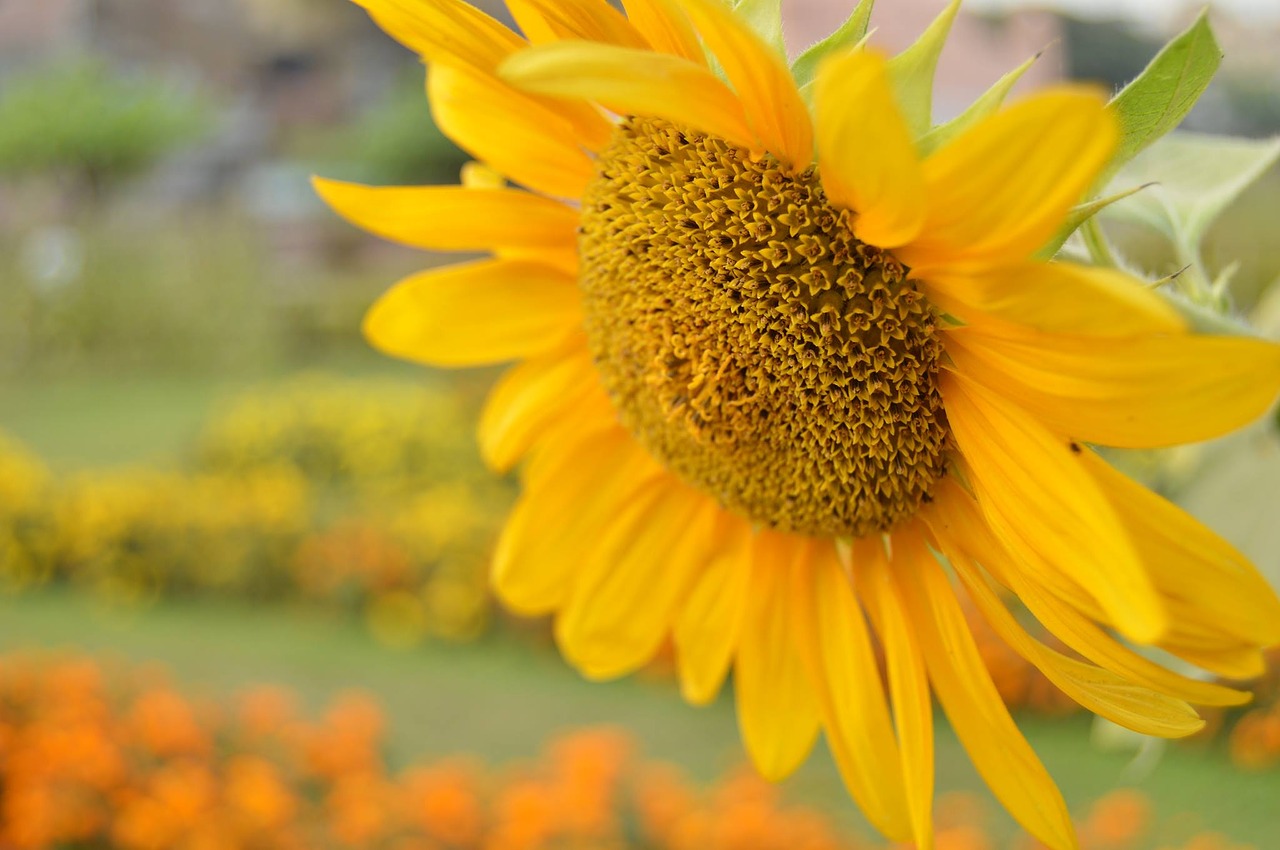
xmin=0 ymin=651 xmax=1256 ymax=850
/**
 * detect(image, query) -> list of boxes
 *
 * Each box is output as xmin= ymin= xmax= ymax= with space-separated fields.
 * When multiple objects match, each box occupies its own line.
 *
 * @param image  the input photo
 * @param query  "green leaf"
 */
xmin=1036 ymin=182 xmax=1153 ymax=259
xmin=885 ymin=0 xmax=961 ymax=138
xmin=1251 ymin=274 xmax=1280 ymax=338
xmin=917 ymin=53 xmax=1038 ymax=157
xmin=791 ymin=0 xmax=875 ymax=94
xmin=1101 ymin=132 xmax=1280 ymax=249
xmin=1163 ymin=288 xmax=1253 ymax=335
xmin=1102 ymin=10 xmax=1221 ymax=184
xmin=1180 ymin=429 xmax=1280 ymax=589
xmin=732 ymin=0 xmax=785 ymax=56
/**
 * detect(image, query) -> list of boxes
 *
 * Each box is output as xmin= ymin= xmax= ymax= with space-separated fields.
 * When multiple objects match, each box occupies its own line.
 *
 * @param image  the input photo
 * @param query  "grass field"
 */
xmin=0 ymin=351 xmax=442 ymax=470
xmin=1 ymin=369 xmax=1277 ymax=845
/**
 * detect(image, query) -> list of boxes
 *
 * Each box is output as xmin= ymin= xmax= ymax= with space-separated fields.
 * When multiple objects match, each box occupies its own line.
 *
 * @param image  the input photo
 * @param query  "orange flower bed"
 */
xmin=0 ymin=652 xmax=1254 ymax=850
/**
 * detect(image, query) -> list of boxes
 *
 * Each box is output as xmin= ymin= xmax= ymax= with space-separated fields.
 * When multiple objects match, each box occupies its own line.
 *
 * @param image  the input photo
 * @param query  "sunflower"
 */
xmin=315 ymin=1 xmax=1280 ymax=847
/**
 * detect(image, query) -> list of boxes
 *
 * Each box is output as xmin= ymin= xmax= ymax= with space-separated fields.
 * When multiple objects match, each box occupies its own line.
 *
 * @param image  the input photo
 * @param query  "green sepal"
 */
xmin=1101 ymin=10 xmax=1221 ymax=185
xmin=885 ymin=0 xmax=961 ymax=138
xmin=791 ymin=0 xmax=875 ymax=94
xmin=1037 ymin=182 xmax=1154 ymax=260
xmin=917 ymin=53 xmax=1038 ymax=156
xmin=731 ymin=0 xmax=785 ymax=56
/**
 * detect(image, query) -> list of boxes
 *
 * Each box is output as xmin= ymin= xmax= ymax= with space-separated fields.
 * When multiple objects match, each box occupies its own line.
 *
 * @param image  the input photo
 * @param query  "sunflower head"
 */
xmin=317 ymin=2 xmax=1280 ymax=850
xmin=581 ymin=115 xmax=948 ymax=537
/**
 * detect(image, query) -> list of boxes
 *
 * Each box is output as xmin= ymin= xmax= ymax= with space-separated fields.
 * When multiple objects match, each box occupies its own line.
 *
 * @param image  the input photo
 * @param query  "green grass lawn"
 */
xmin=0 ymin=373 xmax=261 ymax=470
xmin=0 ymin=354 xmax=456 ymax=470
xmin=0 ymin=589 xmax=1275 ymax=845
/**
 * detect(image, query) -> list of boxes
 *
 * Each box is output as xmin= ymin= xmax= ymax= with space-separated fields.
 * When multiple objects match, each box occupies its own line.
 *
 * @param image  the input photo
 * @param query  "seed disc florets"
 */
xmin=579 ymin=117 xmax=950 ymax=538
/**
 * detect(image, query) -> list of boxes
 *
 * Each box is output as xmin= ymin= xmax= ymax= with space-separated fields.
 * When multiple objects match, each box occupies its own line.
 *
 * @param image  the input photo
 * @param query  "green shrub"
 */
xmin=0 ymin=57 xmax=209 ymax=192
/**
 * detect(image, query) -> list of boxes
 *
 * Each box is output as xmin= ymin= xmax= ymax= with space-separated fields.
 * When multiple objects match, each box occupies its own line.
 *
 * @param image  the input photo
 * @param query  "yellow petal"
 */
xmin=1170 ymin=646 xmax=1266 ymax=681
xmin=313 ymin=178 xmax=580 ymax=255
xmin=855 ymin=536 xmax=934 ymax=850
xmin=428 ymin=63 xmax=596 ymax=199
xmin=1013 ymin=568 xmax=1256 ymax=702
xmin=499 ymin=42 xmax=758 ymax=153
xmin=814 ymin=50 xmax=925 ymax=248
xmin=673 ymin=516 xmax=753 ymax=706
xmin=363 ymin=259 xmax=580 ymax=367
xmin=508 ymin=0 xmax=648 ymax=48
xmin=1080 ymin=449 xmax=1280 ymax=647
xmin=621 ymin=0 xmax=707 ymax=65
xmin=675 ymin=0 xmax=813 ymax=168
xmin=901 ymin=87 xmax=1117 ymax=270
xmin=940 ymin=372 xmax=1167 ymax=643
xmin=952 ymin=554 xmax=1206 ymax=738
xmin=924 ymin=478 xmax=1251 ymax=708
xmin=557 ymin=481 xmax=715 ymax=680
xmin=534 ymin=99 xmax=615 ymax=154
xmin=790 ymin=542 xmax=912 ymax=842
xmin=925 ymin=261 xmax=1185 ymax=336
xmin=893 ymin=532 xmax=1078 ymax=850
xmin=356 ymin=0 xmax=611 ymax=150
xmin=478 ymin=337 xmax=609 ymax=472
xmin=353 ymin=0 xmax=523 ymax=71
xmin=945 ymin=326 xmax=1280 ymax=449
xmin=514 ymin=246 xmax=580 ymax=278
xmin=735 ymin=531 xmax=821 ymax=782
xmin=493 ymin=431 xmax=661 ymax=614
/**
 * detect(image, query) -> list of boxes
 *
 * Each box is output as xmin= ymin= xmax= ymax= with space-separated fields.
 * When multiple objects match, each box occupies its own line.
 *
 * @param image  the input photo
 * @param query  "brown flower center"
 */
xmin=578 ymin=117 xmax=950 ymax=537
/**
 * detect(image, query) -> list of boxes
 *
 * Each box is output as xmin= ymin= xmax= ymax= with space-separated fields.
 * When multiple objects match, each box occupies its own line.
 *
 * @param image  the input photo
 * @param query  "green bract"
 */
xmin=885 ymin=0 xmax=961 ymax=138
xmin=731 ymin=0 xmax=786 ymax=56
xmin=1051 ymin=13 xmax=1225 ymax=260
xmin=1103 ymin=11 xmax=1222 ymax=185
xmin=792 ymin=0 xmax=876 ymax=95
xmin=918 ymin=54 xmax=1038 ymax=156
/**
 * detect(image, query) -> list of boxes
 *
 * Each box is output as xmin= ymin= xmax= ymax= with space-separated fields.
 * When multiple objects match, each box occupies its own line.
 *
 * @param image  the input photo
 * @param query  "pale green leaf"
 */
xmin=1252 ymin=274 xmax=1280 ymax=338
xmin=1101 ymin=132 xmax=1280 ymax=248
xmin=791 ymin=0 xmax=875 ymax=95
xmin=1037 ymin=182 xmax=1153 ymax=259
xmin=1180 ymin=429 xmax=1280 ymax=591
xmin=1163 ymin=289 xmax=1255 ymax=335
xmin=1102 ymin=10 xmax=1221 ymax=184
xmin=917 ymin=53 xmax=1038 ymax=157
xmin=732 ymin=0 xmax=785 ymax=56
xmin=885 ymin=0 xmax=961 ymax=138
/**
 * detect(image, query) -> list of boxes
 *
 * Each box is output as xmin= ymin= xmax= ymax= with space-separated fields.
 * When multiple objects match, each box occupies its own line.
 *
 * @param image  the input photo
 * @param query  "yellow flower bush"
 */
xmin=0 ymin=651 xmax=1256 ymax=850
xmin=54 ymin=466 xmax=310 ymax=601
xmin=195 ymin=374 xmax=494 ymax=500
xmin=0 ymin=375 xmax=508 ymax=644
xmin=0 ymin=436 xmax=55 ymax=591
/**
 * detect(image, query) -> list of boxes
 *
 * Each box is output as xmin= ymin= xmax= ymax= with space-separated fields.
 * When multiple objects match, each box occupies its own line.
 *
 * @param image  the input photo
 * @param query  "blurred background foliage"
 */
xmin=0 ymin=57 xmax=211 ymax=199
xmin=1 ymin=0 xmax=1279 ymax=847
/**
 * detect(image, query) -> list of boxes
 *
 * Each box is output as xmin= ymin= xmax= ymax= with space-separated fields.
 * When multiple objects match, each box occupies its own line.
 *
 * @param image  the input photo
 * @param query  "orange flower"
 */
xmin=223 ymin=755 xmax=297 ymax=832
xmin=400 ymin=760 xmax=486 ymax=846
xmin=127 ymin=688 xmax=212 ymax=758
xmin=1081 ymin=789 xmax=1153 ymax=849
xmin=1228 ymin=709 xmax=1280 ymax=771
